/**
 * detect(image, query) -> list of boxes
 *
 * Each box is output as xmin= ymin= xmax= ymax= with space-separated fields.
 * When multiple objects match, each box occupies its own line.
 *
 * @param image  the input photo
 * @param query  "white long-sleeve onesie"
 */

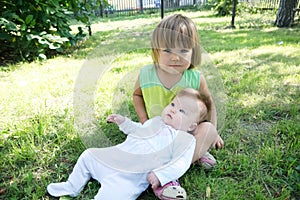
xmin=48 ymin=116 xmax=195 ymax=200
xmin=115 ymin=116 xmax=196 ymax=186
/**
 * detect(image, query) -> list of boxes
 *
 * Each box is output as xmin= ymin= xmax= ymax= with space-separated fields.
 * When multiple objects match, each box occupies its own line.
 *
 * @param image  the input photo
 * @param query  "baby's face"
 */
xmin=161 ymin=95 xmax=202 ymax=131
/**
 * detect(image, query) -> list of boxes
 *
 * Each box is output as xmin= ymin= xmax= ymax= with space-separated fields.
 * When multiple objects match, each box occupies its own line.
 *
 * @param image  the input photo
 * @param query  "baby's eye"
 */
xmin=179 ymin=109 xmax=186 ymax=114
xmin=171 ymin=102 xmax=175 ymax=107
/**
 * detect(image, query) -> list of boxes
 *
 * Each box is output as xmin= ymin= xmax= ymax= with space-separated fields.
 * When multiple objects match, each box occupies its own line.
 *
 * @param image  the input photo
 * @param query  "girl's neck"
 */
xmin=156 ymin=66 xmax=183 ymax=89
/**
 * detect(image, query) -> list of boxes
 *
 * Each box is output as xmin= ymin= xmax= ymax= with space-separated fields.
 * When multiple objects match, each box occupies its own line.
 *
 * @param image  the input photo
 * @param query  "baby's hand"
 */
xmin=107 ymin=114 xmax=125 ymax=125
xmin=147 ymin=171 xmax=161 ymax=189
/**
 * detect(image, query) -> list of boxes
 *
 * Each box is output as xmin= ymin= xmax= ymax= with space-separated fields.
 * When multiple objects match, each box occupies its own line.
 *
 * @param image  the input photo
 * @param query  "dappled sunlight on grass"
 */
xmin=284 ymin=73 xmax=300 ymax=86
xmin=1 ymin=10 xmax=299 ymax=199
xmin=0 ymin=58 xmax=83 ymax=128
xmin=91 ymin=17 xmax=161 ymax=33
xmin=212 ymin=45 xmax=300 ymax=68
xmin=94 ymin=51 xmax=152 ymax=119
xmin=239 ymin=93 xmax=269 ymax=108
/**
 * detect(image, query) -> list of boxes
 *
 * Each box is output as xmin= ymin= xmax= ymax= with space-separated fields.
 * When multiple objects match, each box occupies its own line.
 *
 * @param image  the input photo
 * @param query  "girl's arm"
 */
xmin=133 ymin=75 xmax=148 ymax=124
xmin=200 ymin=75 xmax=224 ymax=148
xmin=199 ymin=75 xmax=217 ymax=127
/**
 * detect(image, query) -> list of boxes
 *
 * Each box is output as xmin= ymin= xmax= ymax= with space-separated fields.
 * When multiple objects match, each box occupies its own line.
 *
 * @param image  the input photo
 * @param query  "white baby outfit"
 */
xmin=47 ymin=116 xmax=195 ymax=200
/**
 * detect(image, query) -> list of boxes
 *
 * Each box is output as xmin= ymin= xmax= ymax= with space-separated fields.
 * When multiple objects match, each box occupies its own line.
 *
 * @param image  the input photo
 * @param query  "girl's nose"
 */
xmin=171 ymin=53 xmax=180 ymax=61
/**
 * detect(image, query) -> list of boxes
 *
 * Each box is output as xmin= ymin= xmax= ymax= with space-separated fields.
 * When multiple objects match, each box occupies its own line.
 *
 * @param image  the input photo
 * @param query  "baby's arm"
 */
xmin=107 ymin=114 xmax=125 ymax=125
xmin=152 ymin=137 xmax=196 ymax=186
xmin=107 ymin=114 xmax=143 ymax=135
xmin=133 ymin=76 xmax=148 ymax=123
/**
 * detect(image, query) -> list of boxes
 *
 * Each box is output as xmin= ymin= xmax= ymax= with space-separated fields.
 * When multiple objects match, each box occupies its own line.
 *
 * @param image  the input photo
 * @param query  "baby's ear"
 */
xmin=187 ymin=122 xmax=198 ymax=132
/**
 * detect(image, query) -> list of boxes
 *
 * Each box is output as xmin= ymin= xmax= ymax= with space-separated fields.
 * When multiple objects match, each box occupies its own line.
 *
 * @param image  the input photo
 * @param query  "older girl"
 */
xmin=132 ymin=14 xmax=223 ymax=199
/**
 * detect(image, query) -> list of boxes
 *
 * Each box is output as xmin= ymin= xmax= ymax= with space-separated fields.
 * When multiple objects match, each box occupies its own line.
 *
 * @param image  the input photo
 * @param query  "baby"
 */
xmin=47 ymin=88 xmax=213 ymax=200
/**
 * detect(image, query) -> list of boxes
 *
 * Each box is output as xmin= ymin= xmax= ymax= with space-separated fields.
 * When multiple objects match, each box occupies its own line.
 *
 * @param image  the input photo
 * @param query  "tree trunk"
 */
xmin=275 ymin=0 xmax=298 ymax=27
xmin=231 ymin=0 xmax=238 ymax=28
xmin=139 ymin=0 xmax=144 ymax=14
xmin=161 ymin=0 xmax=164 ymax=19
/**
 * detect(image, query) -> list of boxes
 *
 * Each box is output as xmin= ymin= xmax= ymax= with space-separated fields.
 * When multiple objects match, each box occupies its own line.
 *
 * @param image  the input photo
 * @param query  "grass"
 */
xmin=1 ymin=10 xmax=299 ymax=200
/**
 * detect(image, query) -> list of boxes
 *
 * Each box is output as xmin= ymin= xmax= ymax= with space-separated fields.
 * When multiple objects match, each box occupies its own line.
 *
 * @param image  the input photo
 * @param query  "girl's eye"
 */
xmin=180 ymin=49 xmax=189 ymax=53
xmin=179 ymin=109 xmax=186 ymax=114
xmin=171 ymin=102 xmax=175 ymax=107
xmin=180 ymin=49 xmax=192 ymax=54
xmin=163 ymin=49 xmax=172 ymax=53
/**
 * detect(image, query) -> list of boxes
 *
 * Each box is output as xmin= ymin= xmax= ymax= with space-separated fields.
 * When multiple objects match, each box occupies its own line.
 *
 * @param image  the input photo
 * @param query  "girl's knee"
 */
xmin=194 ymin=122 xmax=218 ymax=138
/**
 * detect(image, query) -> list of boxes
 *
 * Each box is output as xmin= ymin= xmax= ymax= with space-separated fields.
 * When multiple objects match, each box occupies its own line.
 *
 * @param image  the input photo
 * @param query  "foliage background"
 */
xmin=0 ymin=0 xmax=109 ymax=63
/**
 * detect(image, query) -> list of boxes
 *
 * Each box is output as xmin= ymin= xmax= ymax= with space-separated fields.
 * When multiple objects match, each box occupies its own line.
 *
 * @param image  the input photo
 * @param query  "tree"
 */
xmin=214 ymin=0 xmax=233 ymax=16
xmin=231 ymin=0 xmax=237 ymax=28
xmin=275 ymin=0 xmax=298 ymax=27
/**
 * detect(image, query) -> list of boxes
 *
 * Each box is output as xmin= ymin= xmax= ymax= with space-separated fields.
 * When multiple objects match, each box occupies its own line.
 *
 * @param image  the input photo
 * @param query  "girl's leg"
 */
xmin=192 ymin=122 xmax=219 ymax=164
xmin=47 ymin=149 xmax=100 ymax=197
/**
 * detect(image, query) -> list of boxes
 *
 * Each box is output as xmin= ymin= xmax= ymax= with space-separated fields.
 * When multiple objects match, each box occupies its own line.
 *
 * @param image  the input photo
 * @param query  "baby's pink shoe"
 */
xmin=153 ymin=180 xmax=186 ymax=200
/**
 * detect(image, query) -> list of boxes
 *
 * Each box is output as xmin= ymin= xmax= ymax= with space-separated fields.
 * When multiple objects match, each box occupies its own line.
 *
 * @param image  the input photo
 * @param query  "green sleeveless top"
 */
xmin=140 ymin=64 xmax=201 ymax=118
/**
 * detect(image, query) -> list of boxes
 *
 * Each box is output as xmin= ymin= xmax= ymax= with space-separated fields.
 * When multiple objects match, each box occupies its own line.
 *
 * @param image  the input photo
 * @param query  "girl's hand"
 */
xmin=147 ymin=171 xmax=161 ymax=189
xmin=215 ymin=135 xmax=224 ymax=149
xmin=107 ymin=114 xmax=125 ymax=125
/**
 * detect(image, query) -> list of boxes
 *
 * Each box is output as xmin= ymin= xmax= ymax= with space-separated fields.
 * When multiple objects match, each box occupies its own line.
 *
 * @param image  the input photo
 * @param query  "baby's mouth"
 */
xmin=166 ymin=114 xmax=173 ymax=119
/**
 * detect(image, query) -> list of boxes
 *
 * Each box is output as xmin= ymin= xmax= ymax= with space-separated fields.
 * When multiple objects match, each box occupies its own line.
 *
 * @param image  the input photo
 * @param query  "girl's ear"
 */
xmin=187 ymin=122 xmax=198 ymax=132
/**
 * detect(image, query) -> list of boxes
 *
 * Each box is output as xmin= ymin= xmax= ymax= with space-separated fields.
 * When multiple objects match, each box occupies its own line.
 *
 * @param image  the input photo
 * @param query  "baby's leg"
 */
xmin=94 ymin=173 xmax=148 ymax=200
xmin=192 ymin=122 xmax=219 ymax=163
xmin=47 ymin=149 xmax=101 ymax=197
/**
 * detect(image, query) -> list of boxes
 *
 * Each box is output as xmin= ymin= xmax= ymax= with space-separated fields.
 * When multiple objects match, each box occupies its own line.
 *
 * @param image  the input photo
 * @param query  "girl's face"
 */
xmin=158 ymin=48 xmax=192 ymax=75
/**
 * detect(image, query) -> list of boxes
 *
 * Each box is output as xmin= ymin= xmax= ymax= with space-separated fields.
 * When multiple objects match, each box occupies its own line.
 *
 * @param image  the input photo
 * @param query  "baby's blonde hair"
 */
xmin=151 ymin=14 xmax=201 ymax=69
xmin=177 ymin=88 xmax=212 ymax=122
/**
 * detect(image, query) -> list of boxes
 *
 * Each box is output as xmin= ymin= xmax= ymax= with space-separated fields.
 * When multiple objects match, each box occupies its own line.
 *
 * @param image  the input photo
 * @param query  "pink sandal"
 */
xmin=195 ymin=152 xmax=216 ymax=169
xmin=153 ymin=180 xmax=186 ymax=200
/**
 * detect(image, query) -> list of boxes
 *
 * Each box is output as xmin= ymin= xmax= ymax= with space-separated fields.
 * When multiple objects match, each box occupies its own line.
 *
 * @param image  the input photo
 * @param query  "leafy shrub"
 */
xmin=0 ymin=0 xmax=86 ymax=62
xmin=207 ymin=0 xmax=234 ymax=16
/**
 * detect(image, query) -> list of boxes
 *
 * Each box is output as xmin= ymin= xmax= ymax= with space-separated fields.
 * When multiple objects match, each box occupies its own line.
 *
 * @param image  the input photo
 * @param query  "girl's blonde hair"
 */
xmin=151 ymin=14 xmax=201 ymax=69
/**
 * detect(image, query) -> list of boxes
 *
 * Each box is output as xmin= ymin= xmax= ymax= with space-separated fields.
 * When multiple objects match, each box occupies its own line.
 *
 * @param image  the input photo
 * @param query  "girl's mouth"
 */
xmin=169 ymin=65 xmax=181 ymax=68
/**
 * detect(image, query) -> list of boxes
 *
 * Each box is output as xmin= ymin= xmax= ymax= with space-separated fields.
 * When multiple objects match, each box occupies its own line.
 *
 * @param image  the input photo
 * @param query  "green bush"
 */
xmin=207 ymin=0 xmax=234 ymax=16
xmin=0 ymin=0 xmax=86 ymax=61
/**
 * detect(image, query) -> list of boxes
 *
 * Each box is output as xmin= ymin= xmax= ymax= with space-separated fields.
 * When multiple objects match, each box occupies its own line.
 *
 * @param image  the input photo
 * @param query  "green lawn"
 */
xmin=0 ymin=10 xmax=299 ymax=200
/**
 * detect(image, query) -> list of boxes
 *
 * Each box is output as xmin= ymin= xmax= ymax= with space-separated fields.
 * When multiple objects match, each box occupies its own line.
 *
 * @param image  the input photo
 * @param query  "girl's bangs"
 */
xmin=156 ymin=28 xmax=195 ymax=49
